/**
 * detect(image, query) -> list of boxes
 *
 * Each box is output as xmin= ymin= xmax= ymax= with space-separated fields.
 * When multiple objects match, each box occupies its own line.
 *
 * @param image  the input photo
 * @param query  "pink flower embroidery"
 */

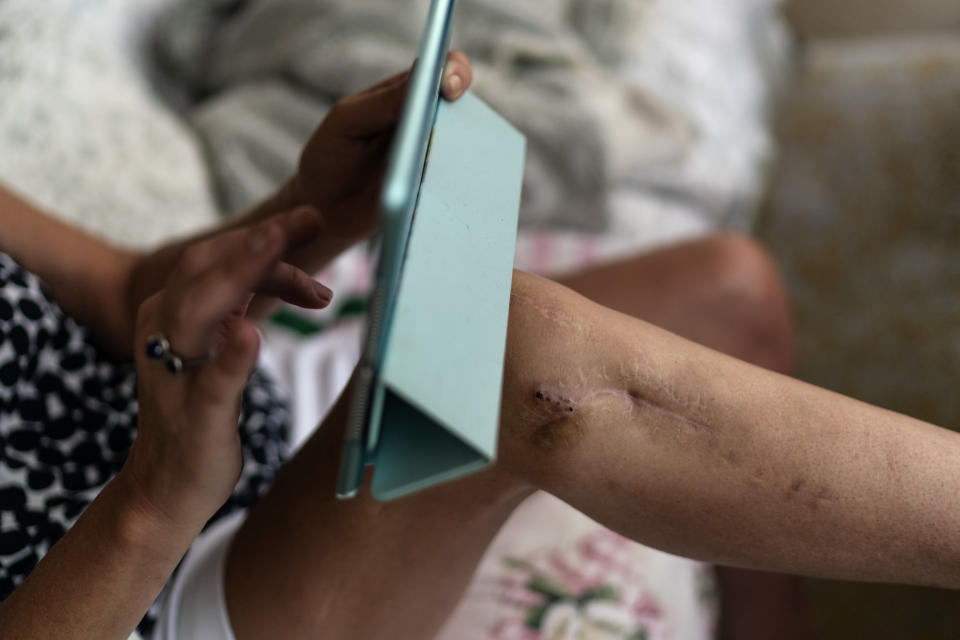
xmin=488 ymin=530 xmax=668 ymax=640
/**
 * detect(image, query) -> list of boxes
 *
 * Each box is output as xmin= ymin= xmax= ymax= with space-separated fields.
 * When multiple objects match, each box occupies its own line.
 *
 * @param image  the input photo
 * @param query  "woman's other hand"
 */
xmin=123 ymin=208 xmax=332 ymax=530
xmin=292 ymin=50 xmax=474 ymax=243
xmin=122 ymin=53 xmax=473 ymax=350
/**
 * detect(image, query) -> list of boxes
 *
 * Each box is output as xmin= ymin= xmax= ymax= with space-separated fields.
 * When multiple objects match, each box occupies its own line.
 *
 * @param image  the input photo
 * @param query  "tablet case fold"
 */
xmin=369 ymin=92 xmax=525 ymax=501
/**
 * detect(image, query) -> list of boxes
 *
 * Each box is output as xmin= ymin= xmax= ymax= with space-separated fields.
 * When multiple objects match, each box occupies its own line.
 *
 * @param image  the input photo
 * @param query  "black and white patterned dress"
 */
xmin=0 ymin=252 xmax=290 ymax=634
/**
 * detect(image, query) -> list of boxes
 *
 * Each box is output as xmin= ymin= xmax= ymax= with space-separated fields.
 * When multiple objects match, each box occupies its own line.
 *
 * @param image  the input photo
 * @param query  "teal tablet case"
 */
xmin=368 ymin=92 xmax=525 ymax=501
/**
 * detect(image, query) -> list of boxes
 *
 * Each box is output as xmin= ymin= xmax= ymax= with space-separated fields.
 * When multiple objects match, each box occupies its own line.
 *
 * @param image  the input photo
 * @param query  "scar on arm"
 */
xmin=526 ymin=382 xmax=713 ymax=452
xmin=534 ymin=389 xmax=576 ymax=414
xmin=785 ymin=476 xmax=837 ymax=510
xmin=510 ymin=291 xmax=582 ymax=331
xmin=525 ymin=387 xmax=582 ymax=452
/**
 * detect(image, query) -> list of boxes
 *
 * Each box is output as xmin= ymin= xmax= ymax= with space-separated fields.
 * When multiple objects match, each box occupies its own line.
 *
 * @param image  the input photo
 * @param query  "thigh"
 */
xmin=224 ymin=389 xmax=531 ymax=640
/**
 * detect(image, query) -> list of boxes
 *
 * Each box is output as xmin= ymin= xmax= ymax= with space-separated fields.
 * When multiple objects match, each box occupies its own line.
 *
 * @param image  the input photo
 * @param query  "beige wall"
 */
xmin=786 ymin=0 xmax=960 ymax=38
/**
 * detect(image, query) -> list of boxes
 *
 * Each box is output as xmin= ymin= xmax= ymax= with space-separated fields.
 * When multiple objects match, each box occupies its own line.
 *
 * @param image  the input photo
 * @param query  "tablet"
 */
xmin=337 ymin=0 xmax=458 ymax=499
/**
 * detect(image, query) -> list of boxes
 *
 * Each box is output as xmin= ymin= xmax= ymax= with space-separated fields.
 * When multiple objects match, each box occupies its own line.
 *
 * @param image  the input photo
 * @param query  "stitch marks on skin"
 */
xmin=534 ymin=389 xmax=576 ymax=414
xmin=527 ymin=383 xmax=713 ymax=452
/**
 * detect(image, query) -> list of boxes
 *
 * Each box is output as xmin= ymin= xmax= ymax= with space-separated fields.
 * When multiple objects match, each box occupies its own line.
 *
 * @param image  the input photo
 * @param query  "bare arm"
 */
xmin=502 ymin=270 xmax=960 ymax=588
xmin=0 ymin=471 xmax=199 ymax=639
xmin=0 ymin=185 xmax=140 ymax=354
xmin=0 ymin=180 xmax=334 ymax=358
xmin=224 ymin=269 xmax=960 ymax=640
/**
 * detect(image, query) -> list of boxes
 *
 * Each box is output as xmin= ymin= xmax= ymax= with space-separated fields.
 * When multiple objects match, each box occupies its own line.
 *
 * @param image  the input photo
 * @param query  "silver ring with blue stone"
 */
xmin=145 ymin=333 xmax=212 ymax=374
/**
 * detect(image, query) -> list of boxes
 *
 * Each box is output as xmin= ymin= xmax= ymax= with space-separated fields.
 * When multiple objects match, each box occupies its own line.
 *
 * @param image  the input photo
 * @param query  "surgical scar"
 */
xmin=532 ymin=383 xmax=712 ymax=434
xmin=534 ymin=389 xmax=576 ymax=414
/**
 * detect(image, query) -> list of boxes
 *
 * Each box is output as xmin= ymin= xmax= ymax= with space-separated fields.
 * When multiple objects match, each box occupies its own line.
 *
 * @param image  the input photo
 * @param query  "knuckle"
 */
xmin=248 ymin=220 xmax=275 ymax=246
xmin=273 ymin=260 xmax=296 ymax=282
xmin=177 ymin=244 xmax=209 ymax=279
xmin=219 ymin=251 xmax=259 ymax=289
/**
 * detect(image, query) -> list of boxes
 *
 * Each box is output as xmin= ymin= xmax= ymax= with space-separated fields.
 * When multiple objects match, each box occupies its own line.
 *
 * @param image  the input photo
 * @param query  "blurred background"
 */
xmin=764 ymin=1 xmax=960 ymax=638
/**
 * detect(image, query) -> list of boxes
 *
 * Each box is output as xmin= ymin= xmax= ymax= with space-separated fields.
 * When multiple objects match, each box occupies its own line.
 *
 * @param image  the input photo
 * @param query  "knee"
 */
xmin=702 ymin=233 xmax=796 ymax=374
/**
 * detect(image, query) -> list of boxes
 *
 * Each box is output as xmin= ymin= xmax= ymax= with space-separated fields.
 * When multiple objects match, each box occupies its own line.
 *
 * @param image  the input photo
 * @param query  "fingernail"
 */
xmin=444 ymin=73 xmax=462 ymax=94
xmin=315 ymin=281 xmax=333 ymax=302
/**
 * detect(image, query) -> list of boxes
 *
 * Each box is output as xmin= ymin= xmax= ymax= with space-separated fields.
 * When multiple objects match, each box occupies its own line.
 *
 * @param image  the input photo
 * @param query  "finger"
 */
xmin=166 ymin=222 xmax=335 ymax=354
xmin=331 ymin=50 xmax=473 ymax=139
xmin=164 ymin=223 xmax=285 ymax=357
xmin=174 ymin=207 xmax=324 ymax=282
xmin=441 ymin=50 xmax=473 ymax=100
xmin=163 ymin=206 xmax=325 ymax=353
xmin=276 ymin=206 xmax=326 ymax=252
xmin=190 ymin=319 xmax=260 ymax=410
xmin=258 ymin=261 xmax=333 ymax=309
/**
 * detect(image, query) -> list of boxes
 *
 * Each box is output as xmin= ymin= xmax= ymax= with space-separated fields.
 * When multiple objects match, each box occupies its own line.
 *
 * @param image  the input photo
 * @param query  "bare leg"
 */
xmin=225 ymin=391 xmax=532 ymax=640
xmin=556 ymin=233 xmax=794 ymax=374
xmin=556 ymin=233 xmax=808 ymax=640
xmin=227 ymin=243 xmax=960 ymax=639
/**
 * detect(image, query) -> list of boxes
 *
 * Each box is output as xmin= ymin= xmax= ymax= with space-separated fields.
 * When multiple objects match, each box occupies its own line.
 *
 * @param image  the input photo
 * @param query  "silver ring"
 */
xmin=145 ymin=333 xmax=213 ymax=374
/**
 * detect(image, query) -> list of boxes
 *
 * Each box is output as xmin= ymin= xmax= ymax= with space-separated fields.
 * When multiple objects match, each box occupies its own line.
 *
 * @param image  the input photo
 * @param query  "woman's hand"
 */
xmin=123 ymin=207 xmax=331 ymax=530
xmin=291 ymin=50 xmax=474 ymax=243
xmin=122 ymin=53 xmax=474 ymax=349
